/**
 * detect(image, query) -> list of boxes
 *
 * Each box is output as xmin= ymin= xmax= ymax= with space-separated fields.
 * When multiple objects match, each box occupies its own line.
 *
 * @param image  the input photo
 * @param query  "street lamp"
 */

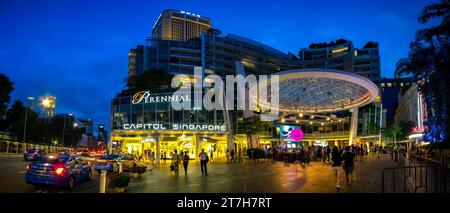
xmin=62 ymin=114 xmax=74 ymax=147
xmin=23 ymin=97 xmax=34 ymax=144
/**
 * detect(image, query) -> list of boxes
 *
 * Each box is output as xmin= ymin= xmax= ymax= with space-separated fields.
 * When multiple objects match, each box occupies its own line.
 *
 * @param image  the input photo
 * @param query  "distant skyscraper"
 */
xmin=39 ymin=96 xmax=56 ymax=119
xmin=98 ymin=124 xmax=107 ymax=143
xmin=152 ymin=9 xmax=211 ymax=41
xmin=77 ymin=118 xmax=93 ymax=136
xmin=127 ymin=45 xmax=144 ymax=88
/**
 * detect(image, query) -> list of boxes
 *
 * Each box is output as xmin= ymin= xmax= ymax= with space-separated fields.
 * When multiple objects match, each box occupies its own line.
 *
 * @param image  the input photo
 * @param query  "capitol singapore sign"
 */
xmin=123 ymin=123 xmax=227 ymax=132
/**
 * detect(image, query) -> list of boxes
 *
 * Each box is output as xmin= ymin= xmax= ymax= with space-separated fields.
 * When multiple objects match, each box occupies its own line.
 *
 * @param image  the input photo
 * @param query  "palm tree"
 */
xmin=391 ymin=124 xmax=402 ymax=147
xmin=395 ymin=0 xmax=450 ymax=144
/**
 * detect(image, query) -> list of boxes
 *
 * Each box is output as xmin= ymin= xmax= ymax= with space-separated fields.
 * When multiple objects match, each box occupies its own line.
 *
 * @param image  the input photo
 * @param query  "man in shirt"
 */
xmin=199 ymin=149 xmax=208 ymax=176
xmin=341 ymin=146 xmax=355 ymax=185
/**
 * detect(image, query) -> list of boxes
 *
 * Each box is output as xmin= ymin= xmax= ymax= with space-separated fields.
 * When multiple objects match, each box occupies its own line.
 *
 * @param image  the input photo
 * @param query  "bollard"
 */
xmin=119 ymin=161 xmax=123 ymax=173
xmin=99 ymin=170 xmax=107 ymax=193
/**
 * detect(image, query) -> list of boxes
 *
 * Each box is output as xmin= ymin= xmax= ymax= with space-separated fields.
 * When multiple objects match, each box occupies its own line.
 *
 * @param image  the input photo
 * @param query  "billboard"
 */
xmin=280 ymin=125 xmax=304 ymax=142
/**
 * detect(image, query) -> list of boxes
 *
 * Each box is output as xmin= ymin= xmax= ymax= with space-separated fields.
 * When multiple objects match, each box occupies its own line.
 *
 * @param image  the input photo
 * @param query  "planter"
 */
xmin=114 ymin=187 xmax=125 ymax=193
xmin=130 ymin=172 xmax=140 ymax=178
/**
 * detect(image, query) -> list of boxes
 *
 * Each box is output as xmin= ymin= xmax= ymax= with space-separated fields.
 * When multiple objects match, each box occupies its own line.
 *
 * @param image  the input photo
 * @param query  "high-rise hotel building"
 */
xmin=152 ymin=9 xmax=211 ymax=41
xmin=295 ymin=40 xmax=381 ymax=85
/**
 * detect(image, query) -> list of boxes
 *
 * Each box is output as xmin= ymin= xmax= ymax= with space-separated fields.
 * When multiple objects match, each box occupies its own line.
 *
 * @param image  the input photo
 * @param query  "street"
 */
xmin=0 ymin=155 xmax=99 ymax=193
xmin=0 ymin=154 xmax=393 ymax=193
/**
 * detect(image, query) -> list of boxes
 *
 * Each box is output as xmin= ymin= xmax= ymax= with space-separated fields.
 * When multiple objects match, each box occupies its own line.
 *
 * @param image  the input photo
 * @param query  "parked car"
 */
xmin=94 ymin=154 xmax=136 ymax=174
xmin=25 ymin=154 xmax=92 ymax=189
xmin=24 ymin=149 xmax=44 ymax=161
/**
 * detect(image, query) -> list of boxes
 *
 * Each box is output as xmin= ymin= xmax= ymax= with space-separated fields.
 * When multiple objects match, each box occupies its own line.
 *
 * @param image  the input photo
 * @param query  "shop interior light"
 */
xmin=310 ymin=115 xmax=314 ymax=119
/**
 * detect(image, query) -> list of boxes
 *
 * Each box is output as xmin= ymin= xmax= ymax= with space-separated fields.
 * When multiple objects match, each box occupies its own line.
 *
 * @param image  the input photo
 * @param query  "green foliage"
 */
xmin=130 ymin=164 xmax=147 ymax=174
xmin=0 ymin=73 xmax=14 ymax=116
xmin=240 ymin=115 xmax=271 ymax=136
xmin=108 ymin=173 xmax=131 ymax=188
xmin=1 ymin=102 xmax=83 ymax=146
xmin=394 ymin=0 xmax=450 ymax=144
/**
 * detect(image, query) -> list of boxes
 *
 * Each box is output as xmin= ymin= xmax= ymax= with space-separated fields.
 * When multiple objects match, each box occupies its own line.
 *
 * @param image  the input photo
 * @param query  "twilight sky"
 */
xmin=0 ymin=0 xmax=435 ymax=135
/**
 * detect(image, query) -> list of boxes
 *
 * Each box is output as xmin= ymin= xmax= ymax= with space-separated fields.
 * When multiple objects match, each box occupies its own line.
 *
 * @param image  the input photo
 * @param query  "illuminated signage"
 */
xmin=280 ymin=125 xmax=303 ymax=142
xmin=180 ymin=11 xmax=201 ymax=17
xmin=123 ymin=123 xmax=226 ymax=132
xmin=132 ymin=91 xmax=190 ymax=104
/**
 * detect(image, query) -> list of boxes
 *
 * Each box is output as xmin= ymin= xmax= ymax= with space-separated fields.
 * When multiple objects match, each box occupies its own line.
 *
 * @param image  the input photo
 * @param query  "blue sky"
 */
xmin=0 ymin=0 xmax=435 ymax=135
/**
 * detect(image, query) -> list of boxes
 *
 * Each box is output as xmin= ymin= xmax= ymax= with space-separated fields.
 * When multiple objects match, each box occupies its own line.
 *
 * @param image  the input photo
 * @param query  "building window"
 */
xmin=387 ymin=83 xmax=392 ymax=87
xmin=381 ymin=83 xmax=385 ymax=87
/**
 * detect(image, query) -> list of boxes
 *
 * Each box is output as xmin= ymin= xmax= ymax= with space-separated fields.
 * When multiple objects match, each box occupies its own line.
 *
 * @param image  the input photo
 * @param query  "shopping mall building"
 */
xmin=110 ymin=9 xmax=388 ymax=160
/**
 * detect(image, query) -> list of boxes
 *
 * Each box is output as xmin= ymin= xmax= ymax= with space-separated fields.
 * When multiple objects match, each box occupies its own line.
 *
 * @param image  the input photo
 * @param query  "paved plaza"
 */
xmin=126 ymin=154 xmax=393 ymax=193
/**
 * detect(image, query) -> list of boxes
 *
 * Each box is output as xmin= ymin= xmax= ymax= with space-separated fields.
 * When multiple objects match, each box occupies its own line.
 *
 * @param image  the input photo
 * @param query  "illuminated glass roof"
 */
xmin=255 ymin=68 xmax=379 ymax=113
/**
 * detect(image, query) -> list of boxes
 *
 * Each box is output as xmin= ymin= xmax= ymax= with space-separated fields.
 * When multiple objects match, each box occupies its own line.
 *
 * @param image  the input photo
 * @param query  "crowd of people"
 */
xmin=260 ymin=144 xmax=385 ymax=165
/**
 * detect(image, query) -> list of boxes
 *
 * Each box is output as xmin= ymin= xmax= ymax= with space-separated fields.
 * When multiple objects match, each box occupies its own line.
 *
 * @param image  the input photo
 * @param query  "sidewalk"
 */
xmin=126 ymin=154 xmax=393 ymax=193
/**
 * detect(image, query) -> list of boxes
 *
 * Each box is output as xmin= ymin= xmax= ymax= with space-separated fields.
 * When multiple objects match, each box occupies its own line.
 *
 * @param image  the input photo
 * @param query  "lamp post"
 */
xmin=23 ymin=97 xmax=34 ymax=149
xmin=62 ymin=113 xmax=75 ymax=147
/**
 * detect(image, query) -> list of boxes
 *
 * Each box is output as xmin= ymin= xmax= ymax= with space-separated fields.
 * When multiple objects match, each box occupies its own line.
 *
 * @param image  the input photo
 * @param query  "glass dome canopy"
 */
xmin=254 ymin=68 xmax=379 ymax=113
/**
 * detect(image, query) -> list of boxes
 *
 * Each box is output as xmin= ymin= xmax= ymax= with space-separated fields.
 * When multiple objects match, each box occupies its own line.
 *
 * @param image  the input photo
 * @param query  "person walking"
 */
xmin=238 ymin=148 xmax=242 ymax=162
xmin=226 ymin=149 xmax=230 ymax=163
xmin=182 ymin=150 xmax=189 ymax=175
xmin=210 ymin=149 xmax=214 ymax=163
xmin=199 ymin=149 xmax=209 ymax=176
xmin=171 ymin=150 xmax=180 ymax=176
xmin=342 ymin=146 xmax=356 ymax=185
xmin=148 ymin=150 xmax=154 ymax=168
xmin=331 ymin=147 xmax=342 ymax=189
xmin=231 ymin=149 xmax=235 ymax=163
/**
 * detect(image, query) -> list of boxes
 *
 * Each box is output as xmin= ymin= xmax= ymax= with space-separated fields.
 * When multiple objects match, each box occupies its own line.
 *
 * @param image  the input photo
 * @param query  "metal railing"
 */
xmin=382 ymin=152 xmax=449 ymax=193
xmin=0 ymin=139 xmax=71 ymax=155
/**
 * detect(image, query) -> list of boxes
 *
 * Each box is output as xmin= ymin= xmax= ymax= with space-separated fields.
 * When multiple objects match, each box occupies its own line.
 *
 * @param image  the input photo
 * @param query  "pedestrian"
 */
xmin=238 ymin=148 xmax=242 ymax=162
xmin=210 ymin=149 xmax=214 ymax=163
xmin=327 ymin=146 xmax=331 ymax=163
xmin=183 ymin=150 xmax=189 ymax=175
xmin=151 ymin=151 xmax=156 ymax=165
xmin=226 ymin=149 xmax=230 ymax=163
xmin=231 ymin=149 xmax=235 ymax=162
xmin=331 ymin=147 xmax=342 ymax=189
xmin=341 ymin=146 xmax=355 ymax=185
xmin=148 ymin=150 xmax=154 ymax=167
xmin=199 ymin=149 xmax=209 ymax=175
xmin=171 ymin=150 xmax=179 ymax=176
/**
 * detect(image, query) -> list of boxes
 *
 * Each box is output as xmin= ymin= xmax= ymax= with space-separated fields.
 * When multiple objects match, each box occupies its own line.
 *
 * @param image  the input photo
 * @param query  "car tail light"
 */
xmin=54 ymin=166 xmax=65 ymax=175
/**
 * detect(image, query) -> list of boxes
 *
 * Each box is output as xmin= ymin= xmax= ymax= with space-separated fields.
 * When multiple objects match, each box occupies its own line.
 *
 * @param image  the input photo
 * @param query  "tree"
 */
xmin=394 ymin=0 xmax=450 ymax=145
xmin=239 ymin=115 xmax=271 ymax=148
xmin=389 ymin=124 xmax=402 ymax=146
xmin=0 ymin=73 xmax=14 ymax=116
xmin=5 ymin=100 xmax=26 ymax=141
xmin=50 ymin=115 xmax=83 ymax=147
xmin=367 ymin=122 xmax=379 ymax=135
